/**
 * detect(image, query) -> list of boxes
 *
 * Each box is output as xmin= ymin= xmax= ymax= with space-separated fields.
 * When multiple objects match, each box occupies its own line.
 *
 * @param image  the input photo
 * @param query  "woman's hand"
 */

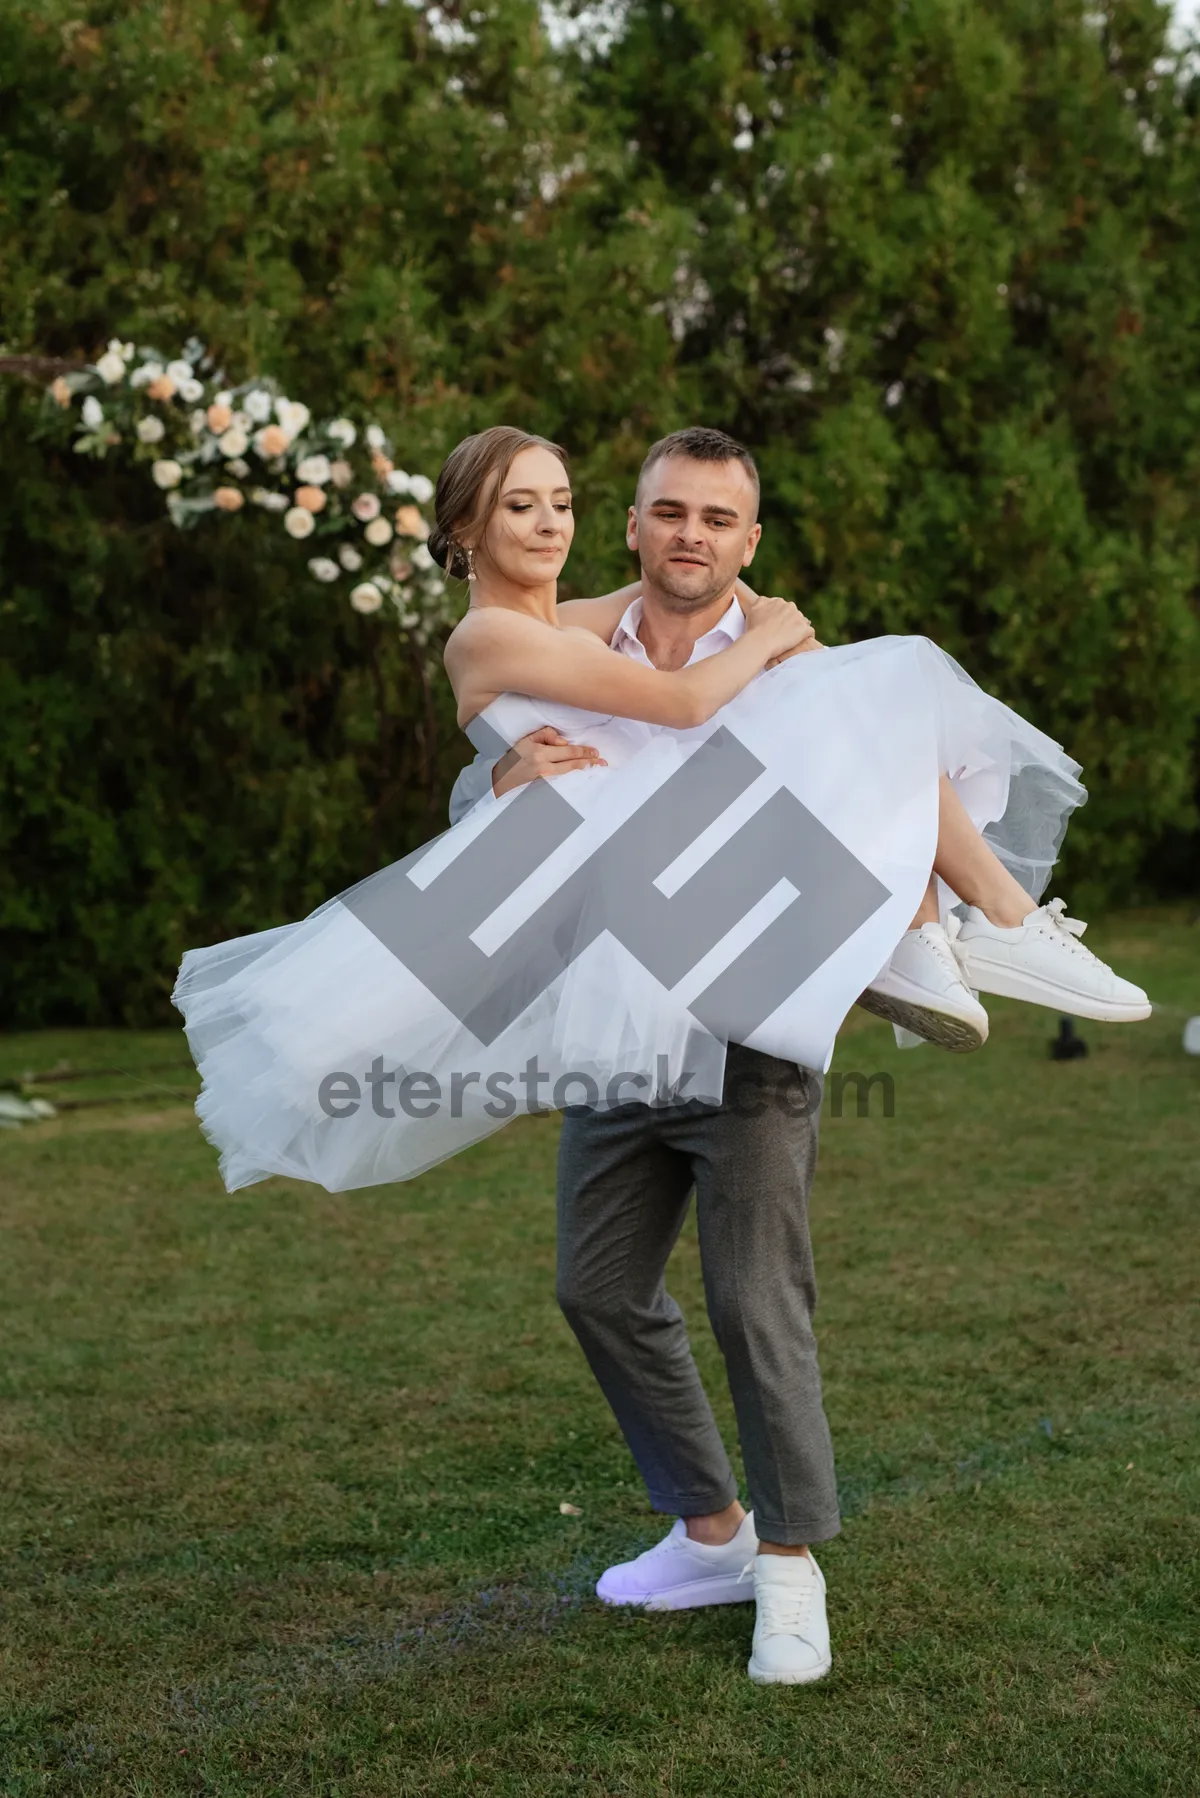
xmin=735 ymin=578 xmax=824 ymax=663
xmin=492 ymin=727 xmax=606 ymax=798
xmin=742 ymin=593 xmax=818 ymax=662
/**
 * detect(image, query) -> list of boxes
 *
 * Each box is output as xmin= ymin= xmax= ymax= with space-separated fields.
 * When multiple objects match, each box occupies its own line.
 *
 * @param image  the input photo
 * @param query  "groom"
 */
xmin=450 ymin=427 xmax=838 ymax=1685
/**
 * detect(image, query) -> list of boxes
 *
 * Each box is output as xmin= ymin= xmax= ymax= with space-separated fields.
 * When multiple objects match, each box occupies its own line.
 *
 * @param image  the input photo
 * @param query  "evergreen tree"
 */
xmin=581 ymin=0 xmax=1200 ymax=898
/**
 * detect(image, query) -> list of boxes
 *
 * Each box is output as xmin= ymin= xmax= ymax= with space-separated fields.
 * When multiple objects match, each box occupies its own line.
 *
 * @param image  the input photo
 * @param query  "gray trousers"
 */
xmin=555 ymin=1046 xmax=840 ymax=1546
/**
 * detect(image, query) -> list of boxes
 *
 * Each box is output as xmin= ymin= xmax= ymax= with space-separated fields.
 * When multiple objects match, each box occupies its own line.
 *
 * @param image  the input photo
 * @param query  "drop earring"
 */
xmin=465 ymin=544 xmax=476 ymax=581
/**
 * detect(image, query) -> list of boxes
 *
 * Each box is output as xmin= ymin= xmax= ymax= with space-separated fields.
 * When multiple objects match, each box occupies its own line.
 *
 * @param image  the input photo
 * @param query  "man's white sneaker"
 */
xmin=954 ymin=899 xmax=1152 ymax=1022
xmin=595 ymin=1513 xmax=758 ymax=1611
xmin=747 ymin=1552 xmax=832 ymax=1686
xmin=856 ymin=921 xmax=989 ymax=1052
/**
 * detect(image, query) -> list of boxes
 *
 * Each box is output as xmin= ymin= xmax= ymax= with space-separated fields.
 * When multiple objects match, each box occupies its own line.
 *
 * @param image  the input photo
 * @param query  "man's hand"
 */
xmin=492 ymin=727 xmax=606 ymax=798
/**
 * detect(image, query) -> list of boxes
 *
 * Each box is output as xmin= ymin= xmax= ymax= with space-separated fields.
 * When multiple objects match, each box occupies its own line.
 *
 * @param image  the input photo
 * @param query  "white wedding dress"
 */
xmin=174 ymin=637 xmax=1084 ymax=1193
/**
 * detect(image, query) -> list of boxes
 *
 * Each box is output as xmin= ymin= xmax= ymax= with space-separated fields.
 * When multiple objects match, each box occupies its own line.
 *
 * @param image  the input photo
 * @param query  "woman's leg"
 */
xmin=909 ymin=877 xmax=939 ymax=928
xmin=907 ymin=777 xmax=1034 ymax=931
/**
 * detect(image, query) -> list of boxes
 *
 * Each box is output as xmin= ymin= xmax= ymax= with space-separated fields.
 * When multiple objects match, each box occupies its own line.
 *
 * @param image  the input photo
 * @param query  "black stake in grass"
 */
xmin=1050 ymin=1016 xmax=1088 ymax=1060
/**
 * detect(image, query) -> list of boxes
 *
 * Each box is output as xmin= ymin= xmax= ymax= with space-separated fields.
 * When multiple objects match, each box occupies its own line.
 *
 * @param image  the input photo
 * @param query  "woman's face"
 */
xmin=475 ymin=445 xmax=574 ymax=586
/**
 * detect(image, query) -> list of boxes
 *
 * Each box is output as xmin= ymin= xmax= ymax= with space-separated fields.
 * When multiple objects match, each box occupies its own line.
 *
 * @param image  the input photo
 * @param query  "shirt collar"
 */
xmin=610 ymin=593 xmax=746 ymax=654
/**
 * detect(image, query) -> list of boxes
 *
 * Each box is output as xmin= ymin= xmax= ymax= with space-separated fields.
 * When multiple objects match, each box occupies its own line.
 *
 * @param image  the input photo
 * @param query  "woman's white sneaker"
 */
xmin=595 ymin=1513 xmax=758 ymax=1610
xmin=856 ymin=921 xmax=989 ymax=1052
xmin=747 ymin=1552 xmax=832 ymax=1686
xmin=954 ymin=899 xmax=1152 ymax=1022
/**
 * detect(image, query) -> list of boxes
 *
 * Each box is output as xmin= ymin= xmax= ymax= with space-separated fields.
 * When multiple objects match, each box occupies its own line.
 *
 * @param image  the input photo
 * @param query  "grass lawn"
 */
xmin=1 ymin=909 xmax=1197 ymax=1796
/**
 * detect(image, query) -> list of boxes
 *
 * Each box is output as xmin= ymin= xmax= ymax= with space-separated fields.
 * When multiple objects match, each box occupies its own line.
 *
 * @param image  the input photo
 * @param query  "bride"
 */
xmin=174 ymin=425 xmax=1149 ymax=1193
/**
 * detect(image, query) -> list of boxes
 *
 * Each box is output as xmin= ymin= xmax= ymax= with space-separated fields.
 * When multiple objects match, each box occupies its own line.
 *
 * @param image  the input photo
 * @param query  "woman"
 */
xmin=175 ymin=427 xmax=1148 ymax=1193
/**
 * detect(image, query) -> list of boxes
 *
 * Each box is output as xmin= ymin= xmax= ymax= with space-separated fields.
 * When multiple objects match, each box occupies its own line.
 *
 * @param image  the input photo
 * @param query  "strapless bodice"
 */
xmin=469 ymin=690 xmax=659 ymax=772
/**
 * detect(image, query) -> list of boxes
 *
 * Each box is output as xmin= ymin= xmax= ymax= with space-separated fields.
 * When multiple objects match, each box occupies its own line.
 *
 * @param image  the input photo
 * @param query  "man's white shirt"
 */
xmin=609 ymin=593 xmax=745 ymax=667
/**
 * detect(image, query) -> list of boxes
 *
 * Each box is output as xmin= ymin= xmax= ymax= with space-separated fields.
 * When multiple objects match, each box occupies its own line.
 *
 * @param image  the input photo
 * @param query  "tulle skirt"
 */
xmin=174 ymin=637 xmax=1084 ymax=1192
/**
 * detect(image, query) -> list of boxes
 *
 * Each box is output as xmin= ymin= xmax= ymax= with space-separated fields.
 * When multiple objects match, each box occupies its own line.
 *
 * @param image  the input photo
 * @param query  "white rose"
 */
xmin=308 ymin=557 xmax=340 ymax=583
xmin=166 ymin=359 xmax=194 ymax=384
xmin=284 ymin=506 xmax=316 ymax=538
xmin=226 ymin=457 xmax=250 ymax=478
xmin=412 ymin=543 xmax=435 ymax=570
xmin=244 ymin=389 xmax=273 ymax=423
xmin=107 ymin=337 xmax=132 ymax=361
xmin=178 ymin=378 xmax=204 ymax=404
xmin=218 ymin=426 xmax=249 ymax=457
xmin=136 ymin=416 xmax=166 ymax=444
xmin=296 ymin=454 xmax=332 ymax=486
xmin=189 ymin=410 xmax=208 ymax=436
xmin=81 ymin=396 xmax=104 ymax=428
xmin=385 ymin=469 xmax=412 ymax=495
xmin=95 ymin=351 xmax=126 ymax=385
xmin=366 ymin=424 xmax=386 ymax=451
xmin=152 ymin=459 xmax=183 ymax=489
xmin=338 ymin=544 xmax=363 ymax=572
xmin=327 ymin=417 xmax=357 ymax=448
xmin=351 ymin=492 xmax=381 ymax=522
xmin=130 ymin=361 xmax=164 ymax=389
xmin=214 ymin=390 xmax=233 ymax=407
xmin=364 ymin=517 xmax=394 ymax=547
xmin=408 ymin=474 xmax=434 ymax=505
xmin=251 ymin=487 xmax=289 ymax=513
xmin=275 ymin=399 xmax=311 ymax=439
xmin=350 ymin=581 xmax=384 ymax=614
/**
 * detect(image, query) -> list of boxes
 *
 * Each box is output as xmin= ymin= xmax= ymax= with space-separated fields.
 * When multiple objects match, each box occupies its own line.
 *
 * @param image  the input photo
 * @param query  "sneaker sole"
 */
xmin=747 ymin=1653 xmax=833 ymax=1686
xmin=855 ymin=986 xmax=987 ymax=1053
xmin=957 ymin=959 xmax=1152 ymax=1022
xmin=596 ymin=1574 xmax=754 ymax=1611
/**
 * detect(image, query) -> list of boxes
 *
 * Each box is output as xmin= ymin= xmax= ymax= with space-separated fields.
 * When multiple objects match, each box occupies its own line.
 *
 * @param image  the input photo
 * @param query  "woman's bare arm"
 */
xmin=554 ymin=583 xmax=641 ymax=641
xmin=444 ymin=598 xmax=814 ymax=730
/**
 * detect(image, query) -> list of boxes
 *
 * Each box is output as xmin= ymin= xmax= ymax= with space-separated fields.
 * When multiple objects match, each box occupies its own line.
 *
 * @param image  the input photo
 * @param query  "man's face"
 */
xmin=628 ymin=454 xmax=762 ymax=612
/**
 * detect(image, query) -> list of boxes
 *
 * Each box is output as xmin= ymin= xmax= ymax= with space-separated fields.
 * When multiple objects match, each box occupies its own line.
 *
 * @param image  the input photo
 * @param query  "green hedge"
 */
xmin=2 ymin=0 xmax=1198 ymax=1024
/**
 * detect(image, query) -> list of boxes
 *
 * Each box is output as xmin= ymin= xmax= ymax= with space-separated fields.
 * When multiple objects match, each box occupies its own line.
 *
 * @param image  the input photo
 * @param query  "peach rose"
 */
xmin=394 ymin=505 xmax=430 ymax=540
xmin=254 ymin=424 xmax=289 ymax=459
xmin=329 ymin=459 xmax=353 ymax=489
xmin=206 ymin=402 xmax=234 ymax=434
xmin=146 ymin=375 xmax=177 ymax=402
xmin=51 ymin=376 xmax=72 ymax=408
xmin=294 ymin=485 xmax=327 ymax=514
xmin=213 ymin=486 xmax=244 ymax=512
xmin=371 ymin=451 xmax=394 ymax=480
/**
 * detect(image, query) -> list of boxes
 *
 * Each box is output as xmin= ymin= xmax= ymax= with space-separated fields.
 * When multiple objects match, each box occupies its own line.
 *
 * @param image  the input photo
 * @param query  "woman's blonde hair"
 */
xmin=429 ymin=426 xmax=570 ymax=579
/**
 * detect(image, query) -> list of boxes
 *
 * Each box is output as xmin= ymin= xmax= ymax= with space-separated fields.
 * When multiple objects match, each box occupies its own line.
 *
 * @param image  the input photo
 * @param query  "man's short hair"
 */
xmin=636 ymin=427 xmax=760 ymax=513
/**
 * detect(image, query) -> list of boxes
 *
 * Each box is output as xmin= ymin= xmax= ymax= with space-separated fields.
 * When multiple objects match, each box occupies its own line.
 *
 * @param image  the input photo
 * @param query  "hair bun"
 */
xmin=428 ymin=525 xmax=469 ymax=579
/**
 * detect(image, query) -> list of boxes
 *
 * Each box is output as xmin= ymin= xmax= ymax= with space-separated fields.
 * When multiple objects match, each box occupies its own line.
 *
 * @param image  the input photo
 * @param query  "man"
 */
xmin=446 ymin=424 xmax=1144 ymax=1683
xmin=450 ymin=427 xmax=838 ymax=1685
